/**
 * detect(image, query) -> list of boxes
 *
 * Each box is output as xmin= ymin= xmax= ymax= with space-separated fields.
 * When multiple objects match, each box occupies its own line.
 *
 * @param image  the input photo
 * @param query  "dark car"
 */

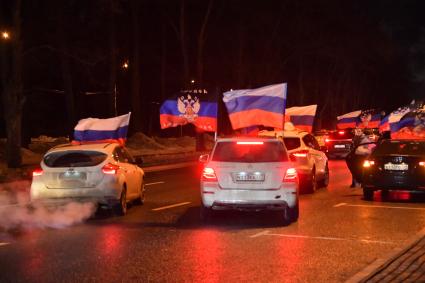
xmin=361 ymin=139 xmax=425 ymax=200
xmin=325 ymin=129 xmax=354 ymax=159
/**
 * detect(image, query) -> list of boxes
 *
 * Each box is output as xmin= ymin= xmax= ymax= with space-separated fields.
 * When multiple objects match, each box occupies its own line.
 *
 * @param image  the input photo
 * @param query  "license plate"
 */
xmin=334 ymin=144 xmax=346 ymax=149
xmin=384 ymin=163 xmax=408 ymax=171
xmin=235 ymin=172 xmax=265 ymax=182
xmin=60 ymin=171 xmax=87 ymax=180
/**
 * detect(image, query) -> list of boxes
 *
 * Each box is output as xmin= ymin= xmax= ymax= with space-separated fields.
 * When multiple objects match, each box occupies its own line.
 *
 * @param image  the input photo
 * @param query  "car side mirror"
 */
xmin=199 ymin=154 xmax=209 ymax=163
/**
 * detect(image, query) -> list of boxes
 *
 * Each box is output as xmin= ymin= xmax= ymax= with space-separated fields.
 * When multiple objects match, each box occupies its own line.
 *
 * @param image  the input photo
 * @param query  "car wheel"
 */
xmin=114 ymin=188 xmax=127 ymax=216
xmin=200 ymin=204 xmax=212 ymax=221
xmin=380 ymin=190 xmax=389 ymax=200
xmin=282 ymin=202 xmax=299 ymax=225
xmin=304 ymin=169 xmax=317 ymax=194
xmin=134 ymin=180 xmax=145 ymax=205
xmin=363 ymin=188 xmax=374 ymax=201
xmin=319 ymin=164 xmax=329 ymax=188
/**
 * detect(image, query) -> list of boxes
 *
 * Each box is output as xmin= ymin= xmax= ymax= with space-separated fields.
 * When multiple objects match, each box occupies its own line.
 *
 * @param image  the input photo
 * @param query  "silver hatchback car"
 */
xmin=199 ymin=137 xmax=299 ymax=224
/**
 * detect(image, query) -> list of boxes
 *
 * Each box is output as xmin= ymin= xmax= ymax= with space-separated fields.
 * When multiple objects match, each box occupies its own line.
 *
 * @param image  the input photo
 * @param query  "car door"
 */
xmin=345 ymin=142 xmax=377 ymax=183
xmin=114 ymin=147 xmax=137 ymax=198
xmin=122 ymin=147 xmax=142 ymax=196
xmin=303 ymin=134 xmax=327 ymax=174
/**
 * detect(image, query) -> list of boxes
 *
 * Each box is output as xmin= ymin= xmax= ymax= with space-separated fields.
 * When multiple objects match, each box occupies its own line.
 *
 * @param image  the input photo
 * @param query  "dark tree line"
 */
xmin=1 ymin=0 xmax=424 ymax=167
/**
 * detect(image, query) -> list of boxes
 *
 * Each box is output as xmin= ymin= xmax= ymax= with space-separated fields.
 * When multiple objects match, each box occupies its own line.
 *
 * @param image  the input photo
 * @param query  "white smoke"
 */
xmin=0 ymin=181 xmax=96 ymax=230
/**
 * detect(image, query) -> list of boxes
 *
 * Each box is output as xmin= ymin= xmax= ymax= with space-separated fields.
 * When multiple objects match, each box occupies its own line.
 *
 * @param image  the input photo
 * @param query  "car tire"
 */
xmin=303 ymin=169 xmax=317 ymax=194
xmin=380 ymin=190 xmax=389 ymax=200
xmin=363 ymin=188 xmax=374 ymax=201
xmin=134 ymin=180 xmax=145 ymax=205
xmin=114 ymin=188 xmax=127 ymax=216
xmin=200 ymin=204 xmax=212 ymax=221
xmin=282 ymin=202 xmax=299 ymax=225
xmin=319 ymin=164 xmax=329 ymax=188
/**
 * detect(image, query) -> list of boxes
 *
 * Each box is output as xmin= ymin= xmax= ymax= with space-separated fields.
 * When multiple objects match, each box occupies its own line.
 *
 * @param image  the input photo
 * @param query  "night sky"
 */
xmin=1 ymin=0 xmax=425 ymax=139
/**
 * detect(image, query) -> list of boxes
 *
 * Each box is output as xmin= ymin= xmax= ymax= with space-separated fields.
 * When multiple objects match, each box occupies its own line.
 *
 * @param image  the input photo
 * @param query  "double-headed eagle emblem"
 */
xmin=177 ymin=94 xmax=200 ymax=122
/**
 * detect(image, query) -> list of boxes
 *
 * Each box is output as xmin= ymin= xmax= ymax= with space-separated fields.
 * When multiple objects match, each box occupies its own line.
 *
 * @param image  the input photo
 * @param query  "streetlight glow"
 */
xmin=122 ymin=61 xmax=129 ymax=69
xmin=190 ymin=79 xmax=195 ymax=84
xmin=2 ymin=31 xmax=10 ymax=40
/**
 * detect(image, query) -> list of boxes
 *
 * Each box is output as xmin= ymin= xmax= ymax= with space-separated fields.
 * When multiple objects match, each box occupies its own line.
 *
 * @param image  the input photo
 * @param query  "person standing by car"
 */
xmin=348 ymin=128 xmax=372 ymax=187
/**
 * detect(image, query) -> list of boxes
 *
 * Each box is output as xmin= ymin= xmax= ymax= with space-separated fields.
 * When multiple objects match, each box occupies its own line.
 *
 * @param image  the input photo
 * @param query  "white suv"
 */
xmin=259 ymin=129 xmax=329 ymax=193
xmin=30 ymin=142 xmax=145 ymax=215
xmin=199 ymin=137 xmax=299 ymax=224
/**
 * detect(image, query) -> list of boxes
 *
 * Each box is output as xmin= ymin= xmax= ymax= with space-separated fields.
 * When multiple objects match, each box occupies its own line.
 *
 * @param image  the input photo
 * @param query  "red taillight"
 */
xmin=32 ymin=168 xmax=43 ymax=177
xmin=363 ymin=160 xmax=375 ymax=168
xmin=338 ymin=130 xmax=345 ymax=135
xmin=292 ymin=150 xmax=309 ymax=158
xmin=419 ymin=161 xmax=425 ymax=167
xmin=102 ymin=163 xmax=120 ymax=175
xmin=236 ymin=141 xmax=264 ymax=145
xmin=202 ymin=167 xmax=217 ymax=181
xmin=284 ymin=168 xmax=297 ymax=182
xmin=325 ymin=138 xmax=330 ymax=143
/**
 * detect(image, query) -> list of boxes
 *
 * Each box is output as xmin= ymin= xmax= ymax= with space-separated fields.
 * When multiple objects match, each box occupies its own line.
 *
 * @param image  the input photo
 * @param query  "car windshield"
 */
xmin=44 ymin=150 xmax=108 ymax=167
xmin=283 ymin=137 xmax=301 ymax=150
xmin=373 ymin=140 xmax=425 ymax=155
xmin=212 ymin=141 xmax=288 ymax=162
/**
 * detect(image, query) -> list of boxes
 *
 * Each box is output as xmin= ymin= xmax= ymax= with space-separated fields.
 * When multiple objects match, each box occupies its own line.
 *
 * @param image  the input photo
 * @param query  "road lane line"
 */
xmin=335 ymin=203 xmax=425 ymax=211
xmin=250 ymin=230 xmax=271 ymax=238
xmin=145 ymin=181 xmax=165 ymax=186
xmin=152 ymin=202 xmax=191 ymax=211
xmin=0 ymin=242 xmax=10 ymax=247
xmin=334 ymin=202 xmax=347 ymax=207
xmin=251 ymin=232 xmax=395 ymax=244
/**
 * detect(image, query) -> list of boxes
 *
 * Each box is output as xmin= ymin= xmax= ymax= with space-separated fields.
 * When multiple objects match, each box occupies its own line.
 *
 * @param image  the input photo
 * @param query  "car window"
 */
xmin=302 ymin=135 xmax=318 ymax=149
xmin=113 ymin=147 xmax=128 ymax=163
xmin=212 ymin=141 xmax=288 ymax=162
xmin=283 ymin=137 xmax=301 ymax=150
xmin=373 ymin=140 xmax=425 ymax=155
xmin=311 ymin=136 xmax=321 ymax=150
xmin=44 ymin=151 xmax=107 ymax=167
xmin=122 ymin=148 xmax=135 ymax=163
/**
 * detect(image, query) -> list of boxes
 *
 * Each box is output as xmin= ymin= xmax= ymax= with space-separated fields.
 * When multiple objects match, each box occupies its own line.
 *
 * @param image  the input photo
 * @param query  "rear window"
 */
xmin=44 ymin=151 xmax=108 ymax=167
xmin=283 ymin=137 xmax=301 ymax=150
xmin=212 ymin=141 xmax=288 ymax=162
xmin=374 ymin=140 xmax=425 ymax=155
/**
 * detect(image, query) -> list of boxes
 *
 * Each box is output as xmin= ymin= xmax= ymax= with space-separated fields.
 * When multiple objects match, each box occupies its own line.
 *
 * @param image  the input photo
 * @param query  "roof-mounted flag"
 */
xmin=337 ymin=110 xmax=361 ymax=129
xmin=356 ymin=109 xmax=381 ymax=129
xmin=390 ymin=101 xmax=425 ymax=139
xmin=223 ymin=83 xmax=287 ymax=130
xmin=160 ymin=89 xmax=217 ymax=132
xmin=285 ymin=104 xmax=317 ymax=132
xmin=74 ymin=112 xmax=131 ymax=144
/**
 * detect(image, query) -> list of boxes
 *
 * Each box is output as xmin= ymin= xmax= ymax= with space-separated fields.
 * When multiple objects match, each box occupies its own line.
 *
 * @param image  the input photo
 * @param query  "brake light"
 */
xmin=363 ymin=160 xmax=375 ymax=168
xmin=325 ymin=138 xmax=330 ymax=143
xmin=419 ymin=161 xmax=425 ymax=167
xmin=32 ymin=168 xmax=43 ymax=177
xmin=202 ymin=167 xmax=217 ymax=181
xmin=102 ymin=163 xmax=120 ymax=175
xmin=236 ymin=141 xmax=264 ymax=145
xmin=284 ymin=168 xmax=297 ymax=182
xmin=338 ymin=130 xmax=345 ymax=135
xmin=292 ymin=150 xmax=309 ymax=158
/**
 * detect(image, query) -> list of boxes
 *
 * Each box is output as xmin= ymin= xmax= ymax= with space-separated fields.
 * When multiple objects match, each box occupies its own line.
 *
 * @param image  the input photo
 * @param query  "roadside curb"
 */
xmin=345 ymin=227 xmax=425 ymax=283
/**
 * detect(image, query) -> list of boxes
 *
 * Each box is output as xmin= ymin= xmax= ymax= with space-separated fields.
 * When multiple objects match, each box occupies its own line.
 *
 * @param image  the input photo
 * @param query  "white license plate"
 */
xmin=60 ymin=171 xmax=87 ymax=180
xmin=334 ymin=144 xmax=346 ymax=148
xmin=384 ymin=163 xmax=408 ymax=171
xmin=235 ymin=172 xmax=265 ymax=182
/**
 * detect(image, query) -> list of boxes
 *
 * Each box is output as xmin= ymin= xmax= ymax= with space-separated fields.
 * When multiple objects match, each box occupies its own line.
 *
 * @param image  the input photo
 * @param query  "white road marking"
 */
xmin=333 ymin=202 xmax=347 ymax=207
xmin=0 ymin=242 xmax=10 ymax=247
xmin=152 ymin=202 xmax=191 ymax=211
xmin=145 ymin=181 xmax=165 ymax=186
xmin=250 ymin=230 xmax=394 ymax=244
xmin=334 ymin=202 xmax=425 ymax=211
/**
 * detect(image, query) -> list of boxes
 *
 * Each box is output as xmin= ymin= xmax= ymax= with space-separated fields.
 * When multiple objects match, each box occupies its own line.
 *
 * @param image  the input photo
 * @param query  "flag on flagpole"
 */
xmin=285 ymin=104 xmax=317 ymax=132
xmin=337 ymin=110 xmax=361 ymax=129
xmin=74 ymin=113 xmax=131 ymax=144
xmin=159 ymin=89 xmax=217 ymax=132
xmin=223 ymin=83 xmax=287 ymax=130
xmin=356 ymin=109 xmax=381 ymax=129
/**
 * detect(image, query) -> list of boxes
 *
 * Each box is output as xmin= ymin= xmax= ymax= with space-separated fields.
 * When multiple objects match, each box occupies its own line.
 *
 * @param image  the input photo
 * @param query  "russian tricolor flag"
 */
xmin=223 ymin=83 xmax=287 ymax=130
xmin=74 ymin=113 xmax=131 ymax=144
xmin=391 ymin=110 xmax=425 ymax=139
xmin=285 ymin=105 xmax=317 ymax=132
xmin=337 ymin=110 xmax=361 ymax=129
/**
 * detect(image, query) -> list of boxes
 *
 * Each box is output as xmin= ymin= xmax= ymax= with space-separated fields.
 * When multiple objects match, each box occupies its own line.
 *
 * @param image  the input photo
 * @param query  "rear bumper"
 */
xmin=363 ymin=174 xmax=425 ymax=191
xmin=201 ymin=181 xmax=298 ymax=210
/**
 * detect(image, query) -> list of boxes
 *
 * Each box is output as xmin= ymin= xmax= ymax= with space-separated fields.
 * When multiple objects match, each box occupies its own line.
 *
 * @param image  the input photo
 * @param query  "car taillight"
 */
xmin=202 ymin=167 xmax=217 ymax=181
xmin=283 ymin=168 xmax=297 ymax=182
xmin=338 ymin=130 xmax=345 ymax=135
xmin=419 ymin=161 xmax=425 ymax=167
xmin=325 ymin=138 xmax=330 ymax=143
xmin=32 ymin=168 xmax=43 ymax=177
xmin=236 ymin=141 xmax=264 ymax=145
xmin=363 ymin=160 xmax=375 ymax=168
xmin=102 ymin=163 xmax=120 ymax=175
xmin=292 ymin=150 xmax=309 ymax=158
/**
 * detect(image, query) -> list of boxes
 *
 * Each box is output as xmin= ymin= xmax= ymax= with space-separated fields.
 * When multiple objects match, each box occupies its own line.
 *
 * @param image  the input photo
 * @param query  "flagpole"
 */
xmin=281 ymin=83 xmax=287 ymax=138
